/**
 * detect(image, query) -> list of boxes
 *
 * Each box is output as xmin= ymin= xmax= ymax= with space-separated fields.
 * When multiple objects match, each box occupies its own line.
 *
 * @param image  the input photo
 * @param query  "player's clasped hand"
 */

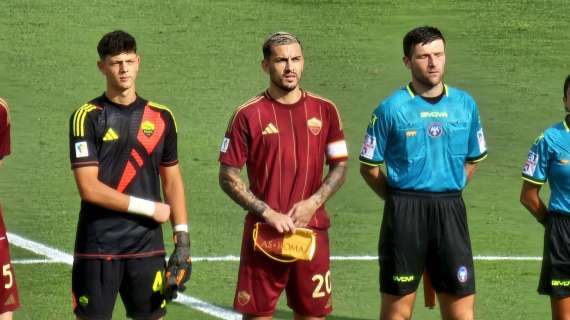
xmin=165 ymin=231 xmax=192 ymax=302
xmin=288 ymin=198 xmax=318 ymax=228
xmin=153 ymin=202 xmax=171 ymax=223
xmin=262 ymin=208 xmax=296 ymax=233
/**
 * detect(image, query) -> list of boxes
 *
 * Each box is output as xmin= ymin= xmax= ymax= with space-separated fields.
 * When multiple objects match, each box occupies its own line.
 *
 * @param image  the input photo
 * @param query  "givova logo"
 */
xmin=393 ymin=275 xmax=414 ymax=283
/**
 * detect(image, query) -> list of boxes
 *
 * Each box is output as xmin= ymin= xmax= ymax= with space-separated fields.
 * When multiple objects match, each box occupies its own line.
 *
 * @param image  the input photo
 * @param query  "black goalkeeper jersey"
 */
xmin=69 ymin=94 xmax=178 ymax=258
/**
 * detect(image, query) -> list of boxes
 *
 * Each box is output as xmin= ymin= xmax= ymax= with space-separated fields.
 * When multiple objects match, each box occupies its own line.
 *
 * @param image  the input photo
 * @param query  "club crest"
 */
xmin=237 ymin=291 xmax=251 ymax=306
xmin=307 ymin=117 xmax=322 ymax=135
xmin=141 ymin=120 xmax=155 ymax=137
xmin=428 ymin=122 xmax=443 ymax=138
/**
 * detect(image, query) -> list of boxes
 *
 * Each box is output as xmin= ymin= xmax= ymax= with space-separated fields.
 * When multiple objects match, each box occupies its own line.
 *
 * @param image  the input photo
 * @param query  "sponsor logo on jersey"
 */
xmin=421 ymin=111 xmax=448 ymax=118
xmin=393 ymin=275 xmax=415 ymax=283
xmin=307 ymin=117 xmax=322 ymax=135
xmin=74 ymin=141 xmax=89 ymax=158
xmin=237 ymin=291 xmax=251 ymax=306
xmin=428 ymin=123 xmax=443 ymax=138
xmin=523 ymin=151 xmax=539 ymax=176
xmin=141 ymin=120 xmax=155 ymax=137
xmin=457 ymin=266 xmax=468 ymax=283
xmin=79 ymin=295 xmax=89 ymax=307
xmin=220 ymin=137 xmax=230 ymax=153
xmin=477 ymin=128 xmax=487 ymax=152
xmin=360 ymin=134 xmax=376 ymax=159
xmin=406 ymin=130 xmax=417 ymax=137
xmin=262 ymin=123 xmax=279 ymax=135
xmin=0 ymin=236 xmax=5 ymax=241
xmin=102 ymin=128 xmax=119 ymax=141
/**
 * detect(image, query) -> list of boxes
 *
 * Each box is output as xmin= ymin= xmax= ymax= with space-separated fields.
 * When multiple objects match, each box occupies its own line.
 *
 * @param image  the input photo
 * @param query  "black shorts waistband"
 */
xmin=548 ymin=211 xmax=570 ymax=219
xmin=389 ymin=188 xmax=462 ymax=199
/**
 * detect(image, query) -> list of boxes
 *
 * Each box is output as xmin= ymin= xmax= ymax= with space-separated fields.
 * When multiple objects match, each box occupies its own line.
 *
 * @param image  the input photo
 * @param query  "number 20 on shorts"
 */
xmin=312 ymin=270 xmax=331 ymax=298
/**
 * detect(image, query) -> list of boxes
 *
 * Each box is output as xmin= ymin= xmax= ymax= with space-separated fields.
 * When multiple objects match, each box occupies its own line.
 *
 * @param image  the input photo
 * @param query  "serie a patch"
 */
xmin=523 ymin=151 xmax=539 ymax=176
xmin=477 ymin=128 xmax=487 ymax=153
xmin=220 ymin=137 xmax=230 ymax=153
xmin=360 ymin=134 xmax=376 ymax=159
xmin=75 ymin=141 xmax=89 ymax=158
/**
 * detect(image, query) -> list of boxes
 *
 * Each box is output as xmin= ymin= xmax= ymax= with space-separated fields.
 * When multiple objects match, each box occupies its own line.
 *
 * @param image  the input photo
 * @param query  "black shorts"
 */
xmin=379 ymin=189 xmax=475 ymax=297
xmin=539 ymin=211 xmax=570 ymax=297
xmin=72 ymin=256 xmax=166 ymax=320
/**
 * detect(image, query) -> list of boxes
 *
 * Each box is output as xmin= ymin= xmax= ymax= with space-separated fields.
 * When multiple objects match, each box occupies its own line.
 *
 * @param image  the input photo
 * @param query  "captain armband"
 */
xmin=127 ymin=196 xmax=155 ymax=217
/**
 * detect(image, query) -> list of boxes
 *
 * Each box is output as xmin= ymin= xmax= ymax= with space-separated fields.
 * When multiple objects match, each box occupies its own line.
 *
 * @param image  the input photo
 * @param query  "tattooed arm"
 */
xmin=219 ymin=164 xmax=296 ymax=233
xmin=288 ymin=160 xmax=348 ymax=228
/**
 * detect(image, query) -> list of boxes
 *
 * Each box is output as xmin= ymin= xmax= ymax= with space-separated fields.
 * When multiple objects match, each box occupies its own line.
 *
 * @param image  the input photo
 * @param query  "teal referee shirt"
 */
xmin=359 ymin=84 xmax=487 ymax=192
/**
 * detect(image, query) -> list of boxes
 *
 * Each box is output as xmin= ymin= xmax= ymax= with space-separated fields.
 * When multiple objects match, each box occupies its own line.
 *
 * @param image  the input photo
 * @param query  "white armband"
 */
xmin=127 ymin=196 xmax=155 ymax=217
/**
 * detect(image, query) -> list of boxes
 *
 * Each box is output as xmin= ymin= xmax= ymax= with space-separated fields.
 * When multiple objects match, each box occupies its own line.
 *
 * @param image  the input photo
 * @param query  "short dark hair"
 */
xmin=97 ymin=30 xmax=137 ymax=59
xmin=262 ymin=32 xmax=302 ymax=59
xmin=564 ymin=74 xmax=570 ymax=98
xmin=403 ymin=26 xmax=445 ymax=58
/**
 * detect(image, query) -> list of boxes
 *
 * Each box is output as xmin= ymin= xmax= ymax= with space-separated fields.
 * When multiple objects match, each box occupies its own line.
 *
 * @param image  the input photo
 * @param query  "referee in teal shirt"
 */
xmin=521 ymin=74 xmax=570 ymax=319
xmin=360 ymin=26 xmax=487 ymax=320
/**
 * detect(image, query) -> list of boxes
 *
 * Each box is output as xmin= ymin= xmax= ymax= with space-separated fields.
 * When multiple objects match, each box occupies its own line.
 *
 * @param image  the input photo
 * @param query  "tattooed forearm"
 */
xmin=310 ymin=161 xmax=348 ymax=207
xmin=219 ymin=164 xmax=268 ymax=217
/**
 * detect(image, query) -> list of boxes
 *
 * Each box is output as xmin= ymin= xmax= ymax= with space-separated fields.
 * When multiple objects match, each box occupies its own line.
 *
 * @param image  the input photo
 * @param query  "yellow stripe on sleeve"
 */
xmin=149 ymin=102 xmax=178 ymax=133
xmin=72 ymin=104 xmax=96 ymax=137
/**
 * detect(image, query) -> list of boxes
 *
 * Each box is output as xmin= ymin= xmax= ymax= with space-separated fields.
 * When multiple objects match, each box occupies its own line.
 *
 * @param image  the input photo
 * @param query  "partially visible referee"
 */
xmin=520 ymin=74 xmax=570 ymax=319
xmin=359 ymin=26 xmax=487 ymax=320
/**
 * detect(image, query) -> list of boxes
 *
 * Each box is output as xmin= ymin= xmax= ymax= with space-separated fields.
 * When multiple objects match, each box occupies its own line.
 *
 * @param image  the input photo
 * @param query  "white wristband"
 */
xmin=174 ymin=224 xmax=188 ymax=233
xmin=127 ymin=196 xmax=155 ymax=217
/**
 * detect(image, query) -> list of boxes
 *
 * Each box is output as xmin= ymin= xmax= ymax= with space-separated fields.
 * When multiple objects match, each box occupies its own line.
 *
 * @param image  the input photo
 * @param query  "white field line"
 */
xmin=6 ymin=232 xmax=241 ymax=320
xmin=192 ymin=255 xmax=543 ymax=262
xmin=12 ymin=259 xmax=59 ymax=264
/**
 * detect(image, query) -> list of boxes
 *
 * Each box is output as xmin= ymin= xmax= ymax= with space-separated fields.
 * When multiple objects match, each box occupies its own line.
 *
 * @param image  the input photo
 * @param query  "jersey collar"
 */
xmin=406 ymin=83 xmax=448 ymax=98
xmin=564 ymin=114 xmax=570 ymax=132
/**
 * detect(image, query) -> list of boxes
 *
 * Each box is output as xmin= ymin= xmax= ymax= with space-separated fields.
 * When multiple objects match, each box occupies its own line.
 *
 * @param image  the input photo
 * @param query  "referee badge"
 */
xmin=428 ymin=123 xmax=443 ymax=138
xmin=457 ymin=266 xmax=468 ymax=283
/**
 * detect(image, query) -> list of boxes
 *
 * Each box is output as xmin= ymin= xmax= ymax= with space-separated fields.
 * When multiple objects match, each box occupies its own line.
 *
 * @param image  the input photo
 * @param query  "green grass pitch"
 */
xmin=1 ymin=0 xmax=569 ymax=319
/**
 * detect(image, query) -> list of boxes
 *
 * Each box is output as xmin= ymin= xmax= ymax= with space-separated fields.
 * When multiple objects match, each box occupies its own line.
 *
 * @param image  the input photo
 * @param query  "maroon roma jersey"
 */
xmin=219 ymin=91 xmax=348 ymax=229
xmin=69 ymin=95 xmax=178 ymax=258
xmin=0 ymin=98 xmax=10 ymax=159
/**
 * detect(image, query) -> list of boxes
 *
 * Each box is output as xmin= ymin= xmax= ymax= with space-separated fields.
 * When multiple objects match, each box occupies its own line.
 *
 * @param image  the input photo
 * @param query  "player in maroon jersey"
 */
xmin=0 ymin=97 xmax=20 ymax=320
xmin=69 ymin=31 xmax=191 ymax=319
xmin=219 ymin=32 xmax=348 ymax=319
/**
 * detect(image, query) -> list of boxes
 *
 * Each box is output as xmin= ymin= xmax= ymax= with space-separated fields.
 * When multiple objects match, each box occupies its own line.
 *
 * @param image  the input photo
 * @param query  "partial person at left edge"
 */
xmin=68 ymin=30 xmax=191 ymax=320
xmin=0 ymin=97 xmax=20 ymax=320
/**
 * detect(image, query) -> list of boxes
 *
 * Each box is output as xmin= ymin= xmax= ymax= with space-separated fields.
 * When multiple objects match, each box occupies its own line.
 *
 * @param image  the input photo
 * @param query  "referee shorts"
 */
xmin=539 ymin=211 xmax=570 ymax=298
xmin=379 ymin=189 xmax=475 ymax=297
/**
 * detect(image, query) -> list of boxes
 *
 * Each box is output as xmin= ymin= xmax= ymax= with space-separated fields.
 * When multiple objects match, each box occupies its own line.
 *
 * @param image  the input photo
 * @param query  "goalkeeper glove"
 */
xmin=165 ymin=231 xmax=192 ymax=301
